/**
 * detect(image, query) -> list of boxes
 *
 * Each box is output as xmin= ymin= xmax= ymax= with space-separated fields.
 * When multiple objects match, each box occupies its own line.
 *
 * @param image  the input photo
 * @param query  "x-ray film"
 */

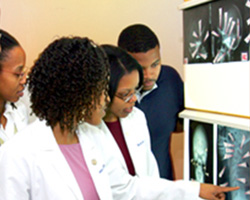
xmin=189 ymin=120 xmax=213 ymax=183
xmin=183 ymin=0 xmax=250 ymax=64
xmin=217 ymin=125 xmax=250 ymax=199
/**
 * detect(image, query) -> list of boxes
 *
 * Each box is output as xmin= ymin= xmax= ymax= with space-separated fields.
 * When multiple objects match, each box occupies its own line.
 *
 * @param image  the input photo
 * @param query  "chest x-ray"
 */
xmin=218 ymin=125 xmax=250 ymax=200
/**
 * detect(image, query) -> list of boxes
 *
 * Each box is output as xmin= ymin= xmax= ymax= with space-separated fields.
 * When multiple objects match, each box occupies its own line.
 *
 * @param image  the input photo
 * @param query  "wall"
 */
xmin=0 ymin=0 xmax=185 ymax=179
xmin=0 ymin=0 xmax=184 ymax=78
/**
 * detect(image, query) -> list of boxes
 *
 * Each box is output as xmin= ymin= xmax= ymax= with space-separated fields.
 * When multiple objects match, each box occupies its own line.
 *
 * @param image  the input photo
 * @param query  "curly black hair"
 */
xmin=28 ymin=37 xmax=109 ymax=131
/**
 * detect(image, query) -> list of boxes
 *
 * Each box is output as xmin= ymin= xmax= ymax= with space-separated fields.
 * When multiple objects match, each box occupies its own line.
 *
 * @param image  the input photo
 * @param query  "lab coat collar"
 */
xmin=97 ymin=120 xmax=128 ymax=171
xmin=4 ymin=102 xmax=26 ymax=122
xmin=30 ymin=119 xmax=83 ymax=199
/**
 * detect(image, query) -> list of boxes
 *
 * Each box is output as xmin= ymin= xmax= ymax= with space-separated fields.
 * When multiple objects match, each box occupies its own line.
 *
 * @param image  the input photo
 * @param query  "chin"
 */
xmin=87 ymin=120 xmax=102 ymax=126
xmin=9 ymin=98 xmax=19 ymax=103
xmin=121 ymin=113 xmax=129 ymax=118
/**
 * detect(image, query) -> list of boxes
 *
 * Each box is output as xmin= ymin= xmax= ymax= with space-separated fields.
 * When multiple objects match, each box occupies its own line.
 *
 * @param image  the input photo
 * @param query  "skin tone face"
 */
xmin=86 ymin=91 xmax=109 ymax=125
xmin=104 ymin=70 xmax=139 ymax=122
xmin=129 ymin=45 xmax=161 ymax=91
xmin=0 ymin=46 xmax=26 ymax=106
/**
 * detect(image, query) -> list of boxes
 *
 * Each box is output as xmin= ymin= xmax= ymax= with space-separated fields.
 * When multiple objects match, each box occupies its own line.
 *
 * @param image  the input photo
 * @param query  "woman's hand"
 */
xmin=199 ymin=183 xmax=240 ymax=200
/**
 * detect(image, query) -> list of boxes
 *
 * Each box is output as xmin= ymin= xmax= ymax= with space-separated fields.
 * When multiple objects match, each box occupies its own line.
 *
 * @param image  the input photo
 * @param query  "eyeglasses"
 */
xmin=1 ymin=68 xmax=27 ymax=80
xmin=115 ymin=87 xmax=142 ymax=103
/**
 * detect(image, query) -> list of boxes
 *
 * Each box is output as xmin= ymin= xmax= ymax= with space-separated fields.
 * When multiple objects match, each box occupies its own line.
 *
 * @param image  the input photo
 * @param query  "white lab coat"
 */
xmin=0 ymin=101 xmax=28 ymax=145
xmin=99 ymin=107 xmax=159 ymax=178
xmin=97 ymin=108 xmax=201 ymax=200
xmin=0 ymin=119 xmax=113 ymax=200
xmin=0 ymin=118 xmax=201 ymax=200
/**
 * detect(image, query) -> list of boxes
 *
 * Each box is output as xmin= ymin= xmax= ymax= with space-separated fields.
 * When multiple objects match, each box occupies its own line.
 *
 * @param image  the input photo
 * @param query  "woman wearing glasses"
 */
xmin=0 ymin=29 xmax=28 ymax=146
xmin=99 ymin=45 xmax=239 ymax=200
xmin=100 ymin=44 xmax=159 ymax=178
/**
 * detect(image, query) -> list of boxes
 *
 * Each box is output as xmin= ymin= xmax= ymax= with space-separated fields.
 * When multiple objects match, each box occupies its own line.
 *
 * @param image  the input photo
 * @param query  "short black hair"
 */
xmin=101 ymin=44 xmax=143 ymax=101
xmin=118 ymin=24 xmax=159 ymax=53
xmin=0 ymin=29 xmax=20 ymax=71
xmin=28 ymin=37 xmax=109 ymax=131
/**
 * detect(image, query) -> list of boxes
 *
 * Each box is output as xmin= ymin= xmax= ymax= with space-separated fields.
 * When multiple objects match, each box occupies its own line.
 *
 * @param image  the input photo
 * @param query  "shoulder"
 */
xmin=157 ymin=65 xmax=183 ymax=88
xmin=127 ymin=107 xmax=146 ymax=121
xmin=160 ymin=65 xmax=182 ymax=79
xmin=0 ymin=120 xmax=49 ymax=154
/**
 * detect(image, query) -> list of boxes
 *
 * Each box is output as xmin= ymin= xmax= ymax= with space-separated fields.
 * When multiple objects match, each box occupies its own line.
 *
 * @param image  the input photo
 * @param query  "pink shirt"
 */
xmin=59 ymin=143 xmax=100 ymax=200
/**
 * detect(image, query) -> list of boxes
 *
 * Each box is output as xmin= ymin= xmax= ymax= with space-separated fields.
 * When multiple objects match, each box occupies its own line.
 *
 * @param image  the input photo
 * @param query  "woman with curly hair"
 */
xmin=0 ymin=37 xmax=113 ymax=200
xmin=0 ymin=29 xmax=28 ymax=146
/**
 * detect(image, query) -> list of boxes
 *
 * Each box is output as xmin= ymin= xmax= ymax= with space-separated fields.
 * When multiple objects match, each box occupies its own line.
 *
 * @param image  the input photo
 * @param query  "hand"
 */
xmin=199 ymin=183 xmax=239 ymax=200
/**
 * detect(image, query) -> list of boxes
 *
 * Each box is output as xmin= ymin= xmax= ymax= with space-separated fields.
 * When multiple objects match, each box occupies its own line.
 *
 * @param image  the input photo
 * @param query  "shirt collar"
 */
xmin=136 ymin=83 xmax=158 ymax=103
xmin=3 ymin=102 xmax=26 ymax=121
xmin=4 ymin=102 xmax=14 ymax=115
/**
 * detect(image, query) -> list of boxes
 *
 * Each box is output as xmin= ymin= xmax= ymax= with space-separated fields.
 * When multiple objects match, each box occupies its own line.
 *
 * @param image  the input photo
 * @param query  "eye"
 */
xmin=14 ymin=72 xmax=25 ymax=78
xmin=152 ymin=61 xmax=159 ymax=68
xmin=120 ymin=92 xmax=130 ymax=98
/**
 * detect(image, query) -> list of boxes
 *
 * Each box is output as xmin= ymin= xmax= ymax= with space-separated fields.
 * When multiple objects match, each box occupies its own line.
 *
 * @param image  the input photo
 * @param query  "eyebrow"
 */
xmin=117 ymin=86 xmax=139 ymax=94
xmin=151 ymin=59 xmax=160 ymax=66
xmin=117 ymin=88 xmax=132 ymax=94
xmin=141 ymin=59 xmax=160 ymax=69
xmin=15 ymin=65 xmax=25 ymax=72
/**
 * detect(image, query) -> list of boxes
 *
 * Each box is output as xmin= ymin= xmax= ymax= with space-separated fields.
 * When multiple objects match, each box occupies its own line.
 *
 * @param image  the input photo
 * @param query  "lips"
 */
xmin=17 ymin=87 xmax=25 ymax=97
xmin=124 ymin=106 xmax=133 ymax=114
xmin=17 ymin=90 xmax=24 ymax=97
xmin=144 ymin=80 xmax=154 ymax=87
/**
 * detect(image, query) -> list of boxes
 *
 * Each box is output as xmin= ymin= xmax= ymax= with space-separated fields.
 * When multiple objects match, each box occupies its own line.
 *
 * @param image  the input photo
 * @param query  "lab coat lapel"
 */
xmin=98 ymin=121 xmax=128 ymax=171
xmin=5 ymin=103 xmax=27 ymax=133
xmin=120 ymin=117 xmax=137 ymax=153
xmin=78 ymin=123 xmax=113 ymax=200
xmin=120 ymin=116 xmax=145 ymax=176
xmin=37 ymin=120 xmax=83 ymax=200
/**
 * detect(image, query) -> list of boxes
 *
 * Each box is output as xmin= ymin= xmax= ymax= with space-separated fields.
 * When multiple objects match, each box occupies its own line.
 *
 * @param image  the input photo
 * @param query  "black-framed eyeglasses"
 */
xmin=115 ymin=87 xmax=142 ymax=103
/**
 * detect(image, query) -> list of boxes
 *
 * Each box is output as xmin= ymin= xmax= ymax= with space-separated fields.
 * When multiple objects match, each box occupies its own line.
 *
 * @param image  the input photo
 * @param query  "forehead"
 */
xmin=129 ymin=46 xmax=160 ymax=67
xmin=117 ymin=70 xmax=139 ymax=91
xmin=1 ymin=46 xmax=26 ymax=70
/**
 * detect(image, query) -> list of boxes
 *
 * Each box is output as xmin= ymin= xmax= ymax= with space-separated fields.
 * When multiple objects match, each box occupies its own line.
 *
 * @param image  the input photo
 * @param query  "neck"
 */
xmin=0 ymin=100 xmax=6 ymax=115
xmin=0 ymin=101 xmax=7 ymax=128
xmin=103 ymin=110 xmax=118 ymax=123
xmin=53 ymin=123 xmax=79 ymax=145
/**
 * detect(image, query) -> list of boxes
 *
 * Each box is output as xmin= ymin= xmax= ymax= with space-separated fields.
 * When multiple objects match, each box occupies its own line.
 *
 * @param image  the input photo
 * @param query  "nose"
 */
xmin=143 ymin=67 xmax=151 ymax=79
xmin=19 ymin=73 xmax=27 ymax=85
xmin=106 ymin=94 xmax=111 ymax=104
xmin=130 ymin=93 xmax=137 ymax=103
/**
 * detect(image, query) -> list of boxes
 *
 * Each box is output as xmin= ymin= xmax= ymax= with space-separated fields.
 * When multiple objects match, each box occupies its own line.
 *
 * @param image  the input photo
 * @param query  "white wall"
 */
xmin=1 ymin=0 xmax=185 ymax=178
xmin=0 ymin=0 xmax=184 ymax=78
